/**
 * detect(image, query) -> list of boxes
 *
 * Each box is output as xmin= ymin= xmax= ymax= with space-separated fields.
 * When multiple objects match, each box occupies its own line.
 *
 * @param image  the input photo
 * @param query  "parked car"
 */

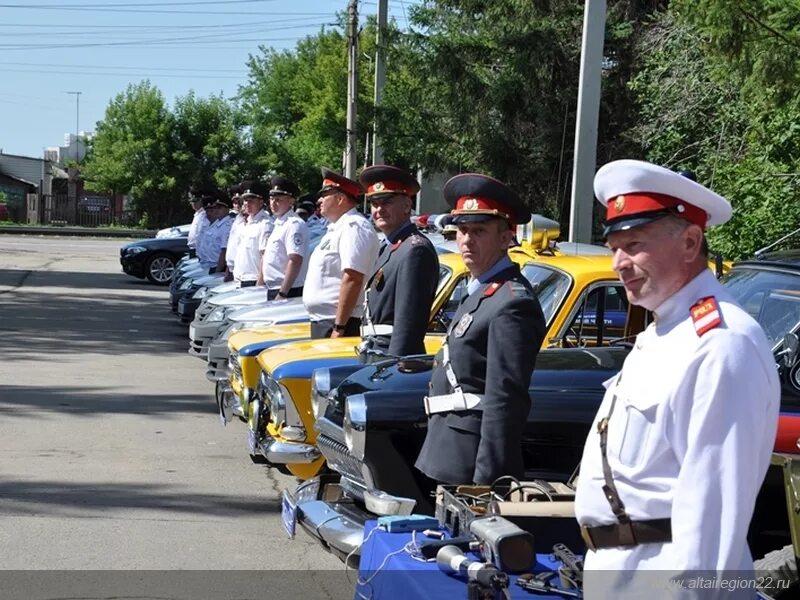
xmin=289 ymin=251 xmax=800 ymax=569
xmin=156 ymin=223 xmax=191 ymax=239
xmin=120 ymin=236 xmax=190 ymax=285
xmin=243 ymin=248 xmax=649 ymax=483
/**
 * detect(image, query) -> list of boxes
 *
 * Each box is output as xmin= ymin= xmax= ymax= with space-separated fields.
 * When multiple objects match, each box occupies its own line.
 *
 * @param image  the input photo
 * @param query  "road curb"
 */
xmin=0 ymin=226 xmax=157 ymax=238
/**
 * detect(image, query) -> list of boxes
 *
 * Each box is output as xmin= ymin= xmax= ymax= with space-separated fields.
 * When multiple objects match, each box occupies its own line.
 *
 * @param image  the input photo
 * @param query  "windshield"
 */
xmin=521 ymin=263 xmax=573 ymax=326
xmin=724 ymin=267 xmax=800 ymax=346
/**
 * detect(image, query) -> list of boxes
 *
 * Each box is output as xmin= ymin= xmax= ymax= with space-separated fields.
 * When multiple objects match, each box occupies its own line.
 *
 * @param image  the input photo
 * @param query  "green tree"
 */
xmin=82 ymin=82 xmax=180 ymax=227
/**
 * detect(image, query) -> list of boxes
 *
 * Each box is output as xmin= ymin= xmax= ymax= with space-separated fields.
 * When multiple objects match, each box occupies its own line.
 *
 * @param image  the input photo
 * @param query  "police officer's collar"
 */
xmin=247 ymin=208 xmax=268 ymax=223
xmin=330 ymin=206 xmax=360 ymax=230
xmin=274 ymin=208 xmax=296 ymax=223
xmin=466 ymin=255 xmax=514 ymax=296
xmin=651 ymin=268 xmax=719 ymax=328
xmin=385 ymin=220 xmax=415 ymax=244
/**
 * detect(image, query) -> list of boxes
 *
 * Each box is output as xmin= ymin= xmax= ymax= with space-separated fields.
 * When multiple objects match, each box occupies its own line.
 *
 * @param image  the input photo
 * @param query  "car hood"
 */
xmin=209 ymin=287 xmax=272 ymax=307
xmin=228 ymin=298 xmax=308 ymax=323
xmin=230 ymin=322 xmax=312 ymax=353
xmin=122 ymin=237 xmax=187 ymax=250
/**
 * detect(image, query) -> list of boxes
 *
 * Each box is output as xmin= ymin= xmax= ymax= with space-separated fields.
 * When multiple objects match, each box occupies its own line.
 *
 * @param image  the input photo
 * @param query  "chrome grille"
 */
xmin=317 ymin=434 xmax=365 ymax=486
xmin=229 ymin=350 xmax=242 ymax=380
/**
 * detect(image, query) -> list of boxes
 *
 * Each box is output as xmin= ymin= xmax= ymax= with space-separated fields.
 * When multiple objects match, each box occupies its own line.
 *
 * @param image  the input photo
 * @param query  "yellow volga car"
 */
xmin=248 ymin=246 xmax=657 ymax=480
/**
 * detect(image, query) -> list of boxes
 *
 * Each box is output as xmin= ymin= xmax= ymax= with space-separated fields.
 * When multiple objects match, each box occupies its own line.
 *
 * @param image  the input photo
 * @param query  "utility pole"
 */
xmin=65 ymin=91 xmax=82 ymax=162
xmin=345 ymin=0 xmax=359 ymax=179
xmin=372 ymin=0 xmax=388 ymax=166
xmin=568 ymin=0 xmax=605 ymax=243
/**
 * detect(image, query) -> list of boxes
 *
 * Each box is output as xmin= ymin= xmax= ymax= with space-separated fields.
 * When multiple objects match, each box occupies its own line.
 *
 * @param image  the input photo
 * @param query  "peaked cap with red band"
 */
xmin=594 ymin=159 xmax=732 ymax=236
xmin=317 ymin=167 xmax=363 ymax=200
xmin=359 ymin=164 xmax=420 ymax=199
xmin=443 ymin=173 xmax=528 ymax=225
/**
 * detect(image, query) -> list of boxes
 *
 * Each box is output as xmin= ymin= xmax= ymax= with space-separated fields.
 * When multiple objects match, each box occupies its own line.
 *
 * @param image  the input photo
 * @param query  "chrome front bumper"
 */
xmin=259 ymin=437 xmax=320 ymax=464
xmin=293 ymin=477 xmax=369 ymax=560
xmin=214 ymin=379 xmax=242 ymax=425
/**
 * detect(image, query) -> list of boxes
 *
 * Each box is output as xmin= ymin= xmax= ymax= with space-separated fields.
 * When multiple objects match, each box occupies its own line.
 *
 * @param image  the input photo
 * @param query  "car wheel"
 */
xmin=145 ymin=252 xmax=176 ymax=285
xmin=755 ymin=544 xmax=798 ymax=598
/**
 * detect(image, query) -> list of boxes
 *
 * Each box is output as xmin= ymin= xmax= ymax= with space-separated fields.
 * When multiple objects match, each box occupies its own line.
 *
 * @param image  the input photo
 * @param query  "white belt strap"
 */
xmin=360 ymin=324 xmax=393 ymax=336
xmin=424 ymin=391 xmax=483 ymax=415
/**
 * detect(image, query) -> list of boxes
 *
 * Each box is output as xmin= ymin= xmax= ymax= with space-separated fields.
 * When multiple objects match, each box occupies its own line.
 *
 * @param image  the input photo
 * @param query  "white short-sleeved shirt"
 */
xmin=187 ymin=208 xmax=208 ymax=250
xmin=233 ymin=209 xmax=273 ymax=283
xmin=197 ymin=215 xmax=233 ymax=269
xmin=259 ymin=209 xmax=309 ymax=290
xmin=574 ymin=269 xmax=779 ymax=598
xmin=225 ymin=213 xmax=246 ymax=270
xmin=302 ymin=207 xmax=380 ymax=321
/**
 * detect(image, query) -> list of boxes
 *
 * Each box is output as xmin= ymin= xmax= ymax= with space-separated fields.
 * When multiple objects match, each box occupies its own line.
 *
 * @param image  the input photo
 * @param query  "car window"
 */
xmin=429 ymin=274 xmax=469 ymax=333
xmin=520 ymin=263 xmax=572 ymax=326
xmin=561 ymin=283 xmax=629 ymax=347
xmin=436 ymin=265 xmax=452 ymax=295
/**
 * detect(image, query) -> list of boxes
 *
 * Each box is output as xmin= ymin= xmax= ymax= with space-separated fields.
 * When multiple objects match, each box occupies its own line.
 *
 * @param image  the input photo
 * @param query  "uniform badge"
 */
xmin=463 ymin=198 xmax=479 ymax=210
xmin=293 ymin=233 xmax=301 ymax=247
xmin=319 ymin=238 xmax=330 ymax=250
xmin=614 ymin=195 xmax=625 ymax=213
xmin=483 ymin=282 xmax=502 ymax=297
xmin=410 ymin=235 xmax=423 ymax=246
xmin=374 ymin=268 xmax=384 ymax=286
xmin=374 ymin=182 xmax=385 ymax=191
xmin=690 ymin=296 xmax=722 ymax=336
xmin=453 ymin=313 xmax=473 ymax=337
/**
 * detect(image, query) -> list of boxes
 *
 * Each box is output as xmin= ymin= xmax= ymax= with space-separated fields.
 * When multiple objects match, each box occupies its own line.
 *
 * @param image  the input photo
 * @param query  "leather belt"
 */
xmin=580 ymin=518 xmax=672 ymax=551
xmin=424 ymin=391 xmax=483 ymax=415
xmin=360 ymin=324 xmax=393 ymax=336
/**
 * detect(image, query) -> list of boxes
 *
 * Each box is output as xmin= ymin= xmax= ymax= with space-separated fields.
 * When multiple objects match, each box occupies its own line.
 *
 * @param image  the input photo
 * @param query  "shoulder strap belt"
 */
xmin=360 ymin=324 xmax=393 ymax=337
xmin=581 ymin=518 xmax=671 ymax=551
xmin=424 ymin=391 xmax=484 ymax=415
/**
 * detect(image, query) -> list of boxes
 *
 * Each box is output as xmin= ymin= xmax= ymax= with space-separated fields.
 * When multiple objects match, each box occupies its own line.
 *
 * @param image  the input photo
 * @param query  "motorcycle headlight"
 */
xmin=311 ymin=368 xmax=332 ymax=419
xmin=343 ymin=394 xmax=367 ymax=461
xmin=126 ymin=245 xmax=147 ymax=255
xmin=207 ymin=306 xmax=228 ymax=322
xmin=192 ymin=287 xmax=209 ymax=300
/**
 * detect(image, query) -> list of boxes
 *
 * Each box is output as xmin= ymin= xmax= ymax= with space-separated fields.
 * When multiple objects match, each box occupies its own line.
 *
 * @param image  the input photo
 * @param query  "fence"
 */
xmin=26 ymin=194 xmax=139 ymax=228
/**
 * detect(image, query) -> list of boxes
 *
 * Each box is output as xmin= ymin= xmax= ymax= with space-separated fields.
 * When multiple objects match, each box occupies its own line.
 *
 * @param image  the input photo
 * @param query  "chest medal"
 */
xmin=453 ymin=313 xmax=473 ymax=338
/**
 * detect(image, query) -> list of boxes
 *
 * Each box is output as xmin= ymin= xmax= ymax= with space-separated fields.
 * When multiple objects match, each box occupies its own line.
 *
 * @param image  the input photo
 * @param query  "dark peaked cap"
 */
xmin=444 ymin=173 xmax=528 ymax=225
xmin=359 ymin=165 xmax=420 ymax=198
xmin=269 ymin=175 xmax=299 ymax=198
xmin=317 ymin=167 xmax=363 ymax=200
xmin=239 ymin=180 xmax=268 ymax=199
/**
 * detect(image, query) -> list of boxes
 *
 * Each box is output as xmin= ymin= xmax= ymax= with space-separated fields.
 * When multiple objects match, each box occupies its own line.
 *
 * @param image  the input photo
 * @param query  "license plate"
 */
xmin=281 ymin=490 xmax=298 ymax=539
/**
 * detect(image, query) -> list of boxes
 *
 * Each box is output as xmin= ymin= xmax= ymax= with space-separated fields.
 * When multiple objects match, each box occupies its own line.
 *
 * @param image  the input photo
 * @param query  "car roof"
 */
xmin=737 ymin=250 xmax=800 ymax=271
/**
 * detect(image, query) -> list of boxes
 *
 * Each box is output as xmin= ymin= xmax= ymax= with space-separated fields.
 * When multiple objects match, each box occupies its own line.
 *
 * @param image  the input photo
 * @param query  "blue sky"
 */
xmin=0 ymin=0 xmax=417 ymax=158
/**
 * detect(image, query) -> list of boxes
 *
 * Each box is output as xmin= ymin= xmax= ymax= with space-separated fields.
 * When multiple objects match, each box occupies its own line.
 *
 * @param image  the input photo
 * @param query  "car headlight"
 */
xmin=259 ymin=371 xmax=287 ymax=426
xmin=126 ymin=246 xmax=147 ymax=255
xmin=193 ymin=287 xmax=209 ymax=300
xmin=343 ymin=394 xmax=367 ymax=461
xmin=207 ymin=306 xmax=228 ymax=322
xmin=179 ymin=279 xmax=194 ymax=290
xmin=311 ymin=368 xmax=332 ymax=419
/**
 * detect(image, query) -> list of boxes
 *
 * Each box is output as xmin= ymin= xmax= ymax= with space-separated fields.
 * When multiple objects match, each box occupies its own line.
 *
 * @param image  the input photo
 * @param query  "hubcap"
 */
xmin=150 ymin=257 xmax=175 ymax=283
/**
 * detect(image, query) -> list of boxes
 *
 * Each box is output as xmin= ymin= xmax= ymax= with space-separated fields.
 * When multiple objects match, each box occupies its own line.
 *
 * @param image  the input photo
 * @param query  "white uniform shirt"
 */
xmin=574 ymin=268 xmax=779 ymax=598
xmin=259 ymin=209 xmax=309 ymax=290
xmin=233 ymin=209 xmax=273 ymax=283
xmin=187 ymin=208 xmax=208 ymax=250
xmin=225 ymin=213 xmax=246 ymax=270
xmin=197 ymin=215 xmax=232 ymax=269
xmin=302 ymin=207 xmax=379 ymax=322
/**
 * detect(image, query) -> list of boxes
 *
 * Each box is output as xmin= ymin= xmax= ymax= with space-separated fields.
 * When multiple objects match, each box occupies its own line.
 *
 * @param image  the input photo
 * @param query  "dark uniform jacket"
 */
xmin=415 ymin=263 xmax=546 ymax=485
xmin=364 ymin=221 xmax=439 ymax=356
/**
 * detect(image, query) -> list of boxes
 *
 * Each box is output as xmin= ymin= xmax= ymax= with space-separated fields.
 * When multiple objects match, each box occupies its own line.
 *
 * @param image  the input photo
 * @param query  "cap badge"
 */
xmin=374 ymin=182 xmax=385 ymax=191
xmin=614 ymin=195 xmax=625 ymax=213
xmin=463 ymin=198 xmax=479 ymax=210
xmin=453 ymin=313 xmax=473 ymax=338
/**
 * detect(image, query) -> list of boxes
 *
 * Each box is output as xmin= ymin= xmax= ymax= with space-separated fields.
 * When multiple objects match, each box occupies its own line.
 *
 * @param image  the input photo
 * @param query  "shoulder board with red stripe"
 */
xmin=690 ymin=296 xmax=722 ymax=336
xmin=483 ymin=282 xmax=502 ymax=297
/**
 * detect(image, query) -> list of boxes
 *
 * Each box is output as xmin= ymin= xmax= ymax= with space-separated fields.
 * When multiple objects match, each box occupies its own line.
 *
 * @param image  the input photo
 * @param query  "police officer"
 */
xmin=224 ymin=183 xmax=244 ymax=281
xmin=415 ymin=173 xmax=546 ymax=486
xmin=303 ymin=168 xmax=380 ymax=339
xmin=232 ymin=180 xmax=273 ymax=287
xmin=197 ymin=191 xmax=233 ymax=274
xmin=574 ymin=160 xmax=780 ymax=597
xmin=257 ymin=175 xmax=309 ymax=299
xmin=186 ymin=189 xmax=210 ymax=257
xmin=358 ymin=165 xmax=439 ymax=357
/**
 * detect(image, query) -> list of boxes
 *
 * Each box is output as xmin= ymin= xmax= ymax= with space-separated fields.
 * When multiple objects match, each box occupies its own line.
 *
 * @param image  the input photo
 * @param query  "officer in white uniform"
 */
xmin=223 ymin=184 xmax=245 ymax=280
xmin=197 ymin=195 xmax=233 ymax=273
xmin=186 ymin=191 xmax=210 ymax=256
xmin=302 ymin=167 xmax=380 ymax=339
xmin=232 ymin=180 xmax=273 ymax=287
xmin=257 ymin=175 xmax=309 ymax=300
xmin=574 ymin=160 xmax=780 ymax=598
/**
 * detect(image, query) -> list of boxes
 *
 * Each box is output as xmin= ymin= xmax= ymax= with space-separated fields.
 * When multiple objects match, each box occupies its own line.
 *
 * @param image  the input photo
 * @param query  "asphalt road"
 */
xmin=0 ymin=236 xmax=351 ymax=597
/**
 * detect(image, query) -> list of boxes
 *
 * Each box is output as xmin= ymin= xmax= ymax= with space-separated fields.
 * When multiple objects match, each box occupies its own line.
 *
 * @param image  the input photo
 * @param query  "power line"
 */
xmin=0 ymin=61 xmax=247 ymax=73
xmin=0 ymin=66 xmax=247 ymax=79
xmin=0 ymin=36 xmax=310 ymax=50
xmin=0 ymin=16 xmax=330 ymax=31
xmin=0 ymin=5 xmax=334 ymax=15
xmin=0 ymin=0 xmax=279 ymax=7
xmin=0 ymin=22 xmax=324 ymax=39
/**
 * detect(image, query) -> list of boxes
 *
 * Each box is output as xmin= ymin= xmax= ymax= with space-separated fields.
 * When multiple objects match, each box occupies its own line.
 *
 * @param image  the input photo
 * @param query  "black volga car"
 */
xmin=287 ymin=346 xmax=630 ymax=559
xmin=120 ymin=236 xmax=190 ymax=285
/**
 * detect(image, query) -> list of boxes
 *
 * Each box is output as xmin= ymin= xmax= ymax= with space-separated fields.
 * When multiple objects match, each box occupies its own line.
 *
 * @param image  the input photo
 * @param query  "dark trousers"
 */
xmin=310 ymin=316 xmax=361 ymax=339
xmin=267 ymin=287 xmax=304 ymax=301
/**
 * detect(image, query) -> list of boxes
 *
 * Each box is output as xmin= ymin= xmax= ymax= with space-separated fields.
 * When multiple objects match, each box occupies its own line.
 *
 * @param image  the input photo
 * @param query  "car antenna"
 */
xmin=754 ymin=226 xmax=800 ymax=258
